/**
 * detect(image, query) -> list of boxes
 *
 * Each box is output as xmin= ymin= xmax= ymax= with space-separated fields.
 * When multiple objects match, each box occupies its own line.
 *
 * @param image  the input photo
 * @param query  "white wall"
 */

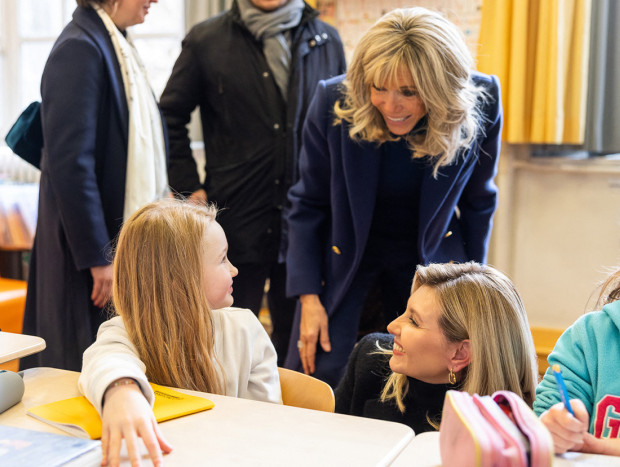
xmin=489 ymin=145 xmax=620 ymax=329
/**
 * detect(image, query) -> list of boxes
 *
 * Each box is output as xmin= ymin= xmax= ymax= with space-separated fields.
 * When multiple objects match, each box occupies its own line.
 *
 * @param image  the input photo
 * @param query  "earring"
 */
xmin=111 ymin=0 xmax=119 ymax=18
xmin=448 ymin=368 xmax=457 ymax=385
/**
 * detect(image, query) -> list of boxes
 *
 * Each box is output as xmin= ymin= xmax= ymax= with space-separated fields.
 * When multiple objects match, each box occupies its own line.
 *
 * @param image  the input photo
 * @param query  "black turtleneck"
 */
xmin=334 ymin=333 xmax=455 ymax=435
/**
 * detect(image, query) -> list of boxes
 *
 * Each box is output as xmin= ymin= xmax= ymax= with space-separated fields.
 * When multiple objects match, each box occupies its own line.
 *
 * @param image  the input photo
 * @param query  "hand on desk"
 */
xmin=540 ymin=399 xmax=589 ymax=454
xmin=102 ymin=381 xmax=173 ymax=467
xmin=299 ymin=294 xmax=331 ymax=375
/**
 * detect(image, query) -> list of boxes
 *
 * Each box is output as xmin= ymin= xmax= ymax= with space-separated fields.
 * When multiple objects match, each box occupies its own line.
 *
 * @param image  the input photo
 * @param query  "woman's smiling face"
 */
xmin=370 ymin=67 xmax=427 ymax=135
xmin=387 ymin=285 xmax=459 ymax=383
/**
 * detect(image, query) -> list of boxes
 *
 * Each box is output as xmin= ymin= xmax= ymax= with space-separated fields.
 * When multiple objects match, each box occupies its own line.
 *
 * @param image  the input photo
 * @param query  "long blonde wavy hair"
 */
xmin=334 ymin=8 xmax=484 ymax=176
xmin=112 ymin=199 xmax=224 ymax=394
xmin=381 ymin=262 xmax=538 ymax=413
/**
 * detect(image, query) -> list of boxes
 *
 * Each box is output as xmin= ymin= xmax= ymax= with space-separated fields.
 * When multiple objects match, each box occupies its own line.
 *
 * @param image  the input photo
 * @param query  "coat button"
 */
xmin=444 ymin=231 xmax=453 ymax=238
xmin=332 ymin=246 xmax=341 ymax=255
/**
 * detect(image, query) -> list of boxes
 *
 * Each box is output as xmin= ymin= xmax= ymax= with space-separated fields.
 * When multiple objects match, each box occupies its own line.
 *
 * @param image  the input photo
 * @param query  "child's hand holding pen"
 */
xmin=539 ymin=365 xmax=589 ymax=454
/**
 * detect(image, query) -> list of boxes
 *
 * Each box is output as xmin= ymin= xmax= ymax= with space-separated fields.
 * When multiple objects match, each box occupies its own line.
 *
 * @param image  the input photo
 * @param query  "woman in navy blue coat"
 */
xmin=285 ymin=7 xmax=503 ymax=386
xmin=21 ymin=0 xmax=168 ymax=371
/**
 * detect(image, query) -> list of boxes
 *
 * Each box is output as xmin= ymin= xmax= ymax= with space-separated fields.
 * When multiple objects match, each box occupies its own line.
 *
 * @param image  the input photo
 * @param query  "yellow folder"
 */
xmin=27 ymin=383 xmax=214 ymax=439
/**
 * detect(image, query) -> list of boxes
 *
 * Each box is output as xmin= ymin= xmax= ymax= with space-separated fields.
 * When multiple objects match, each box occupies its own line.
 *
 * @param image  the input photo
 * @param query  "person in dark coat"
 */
xmin=335 ymin=263 xmax=538 ymax=433
xmin=21 ymin=0 xmax=169 ymax=371
xmin=285 ymin=7 xmax=503 ymax=386
xmin=160 ymin=0 xmax=346 ymax=365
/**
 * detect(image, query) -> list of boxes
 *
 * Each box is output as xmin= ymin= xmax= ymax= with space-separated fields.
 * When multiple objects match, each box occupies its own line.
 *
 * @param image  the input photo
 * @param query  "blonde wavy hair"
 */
xmin=334 ymin=8 xmax=484 ymax=176
xmin=381 ymin=262 xmax=538 ymax=414
xmin=112 ymin=199 xmax=224 ymax=394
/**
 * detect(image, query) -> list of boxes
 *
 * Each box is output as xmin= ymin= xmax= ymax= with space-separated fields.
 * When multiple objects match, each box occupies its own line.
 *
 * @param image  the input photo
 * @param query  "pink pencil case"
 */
xmin=439 ymin=390 xmax=554 ymax=467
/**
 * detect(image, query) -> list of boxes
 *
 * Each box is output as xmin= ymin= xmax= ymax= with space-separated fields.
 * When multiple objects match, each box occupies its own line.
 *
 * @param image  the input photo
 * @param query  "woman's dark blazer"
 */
xmin=21 ymin=7 xmax=167 ymax=371
xmin=285 ymin=72 xmax=502 ymax=317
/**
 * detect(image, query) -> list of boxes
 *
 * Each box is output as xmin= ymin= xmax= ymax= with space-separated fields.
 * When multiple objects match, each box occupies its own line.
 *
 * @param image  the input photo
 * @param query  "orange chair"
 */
xmin=531 ymin=327 xmax=564 ymax=378
xmin=0 ymin=276 xmax=27 ymax=371
xmin=278 ymin=367 xmax=335 ymax=412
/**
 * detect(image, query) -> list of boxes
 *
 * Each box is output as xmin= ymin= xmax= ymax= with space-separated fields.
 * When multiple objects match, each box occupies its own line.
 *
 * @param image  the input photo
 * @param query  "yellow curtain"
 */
xmin=477 ymin=0 xmax=591 ymax=144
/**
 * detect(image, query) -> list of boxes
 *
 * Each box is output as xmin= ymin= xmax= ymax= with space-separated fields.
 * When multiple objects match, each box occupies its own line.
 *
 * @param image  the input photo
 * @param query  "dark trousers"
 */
xmin=232 ymin=261 xmax=296 ymax=366
xmin=284 ymin=259 xmax=415 ymax=388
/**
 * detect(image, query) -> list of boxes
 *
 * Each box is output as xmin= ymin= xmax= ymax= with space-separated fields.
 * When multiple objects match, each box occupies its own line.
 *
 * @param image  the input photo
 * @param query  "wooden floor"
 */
xmin=258 ymin=308 xmax=273 ymax=336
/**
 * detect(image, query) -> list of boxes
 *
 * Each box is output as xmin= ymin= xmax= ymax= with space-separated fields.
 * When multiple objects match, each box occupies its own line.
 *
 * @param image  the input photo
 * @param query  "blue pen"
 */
xmin=552 ymin=364 xmax=575 ymax=416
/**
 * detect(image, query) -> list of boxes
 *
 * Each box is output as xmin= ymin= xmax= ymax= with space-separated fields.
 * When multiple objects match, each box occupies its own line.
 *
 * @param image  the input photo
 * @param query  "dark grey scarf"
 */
xmin=238 ymin=0 xmax=304 ymax=101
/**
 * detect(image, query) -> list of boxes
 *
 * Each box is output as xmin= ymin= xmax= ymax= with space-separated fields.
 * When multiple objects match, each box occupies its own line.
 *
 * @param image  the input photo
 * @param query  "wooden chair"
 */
xmin=530 ymin=327 xmax=564 ymax=378
xmin=0 ymin=276 xmax=28 ymax=371
xmin=278 ymin=367 xmax=335 ymax=412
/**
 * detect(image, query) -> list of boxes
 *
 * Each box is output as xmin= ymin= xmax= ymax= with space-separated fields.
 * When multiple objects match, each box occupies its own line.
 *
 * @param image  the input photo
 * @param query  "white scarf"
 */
xmin=95 ymin=6 xmax=169 ymax=221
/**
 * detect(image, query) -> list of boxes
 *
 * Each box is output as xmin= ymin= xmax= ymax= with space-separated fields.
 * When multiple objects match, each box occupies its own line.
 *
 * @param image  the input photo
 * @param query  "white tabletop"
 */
xmin=391 ymin=431 xmax=620 ymax=466
xmin=0 ymin=368 xmax=414 ymax=466
xmin=0 ymin=332 xmax=45 ymax=364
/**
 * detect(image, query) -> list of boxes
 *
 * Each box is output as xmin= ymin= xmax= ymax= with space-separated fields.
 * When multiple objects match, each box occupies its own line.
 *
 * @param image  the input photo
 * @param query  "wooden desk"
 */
xmin=0 ymin=183 xmax=38 ymax=279
xmin=0 ymin=332 xmax=45 ymax=364
xmin=0 ymin=368 xmax=414 ymax=466
xmin=391 ymin=431 xmax=620 ymax=466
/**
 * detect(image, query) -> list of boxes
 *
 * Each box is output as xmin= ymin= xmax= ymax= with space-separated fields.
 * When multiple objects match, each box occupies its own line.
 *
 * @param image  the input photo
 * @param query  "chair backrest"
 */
xmin=278 ymin=367 xmax=335 ymax=413
xmin=0 ymin=277 xmax=27 ymax=372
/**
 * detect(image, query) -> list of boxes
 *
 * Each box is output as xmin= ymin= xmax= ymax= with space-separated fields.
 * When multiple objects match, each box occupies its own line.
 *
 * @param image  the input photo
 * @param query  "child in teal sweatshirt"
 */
xmin=534 ymin=268 xmax=620 ymax=456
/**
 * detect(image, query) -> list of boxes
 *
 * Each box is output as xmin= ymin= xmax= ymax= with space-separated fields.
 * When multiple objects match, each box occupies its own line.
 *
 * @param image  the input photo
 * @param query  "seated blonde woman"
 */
xmin=335 ymin=262 xmax=538 ymax=434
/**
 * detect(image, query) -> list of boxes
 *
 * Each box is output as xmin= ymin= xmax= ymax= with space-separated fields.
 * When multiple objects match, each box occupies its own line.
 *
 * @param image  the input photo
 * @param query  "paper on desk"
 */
xmin=0 ymin=425 xmax=100 ymax=466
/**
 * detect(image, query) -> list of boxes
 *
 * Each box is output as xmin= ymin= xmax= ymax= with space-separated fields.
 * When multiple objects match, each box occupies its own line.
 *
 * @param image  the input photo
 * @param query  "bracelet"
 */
xmin=109 ymin=378 xmax=138 ymax=389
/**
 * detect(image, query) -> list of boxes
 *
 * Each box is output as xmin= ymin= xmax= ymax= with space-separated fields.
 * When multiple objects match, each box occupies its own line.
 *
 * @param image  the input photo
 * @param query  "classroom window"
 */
xmin=0 ymin=0 xmax=185 ymax=145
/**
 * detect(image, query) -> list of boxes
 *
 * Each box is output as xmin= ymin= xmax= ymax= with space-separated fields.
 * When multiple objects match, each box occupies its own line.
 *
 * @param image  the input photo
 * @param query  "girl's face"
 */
xmin=387 ymin=285 xmax=459 ymax=383
xmin=370 ymin=67 xmax=427 ymax=136
xmin=112 ymin=0 xmax=158 ymax=30
xmin=202 ymin=222 xmax=238 ymax=309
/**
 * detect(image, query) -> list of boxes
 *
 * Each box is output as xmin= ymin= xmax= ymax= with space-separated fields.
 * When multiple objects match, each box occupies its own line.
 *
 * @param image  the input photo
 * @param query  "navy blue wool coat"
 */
xmin=285 ymin=72 xmax=502 ymax=369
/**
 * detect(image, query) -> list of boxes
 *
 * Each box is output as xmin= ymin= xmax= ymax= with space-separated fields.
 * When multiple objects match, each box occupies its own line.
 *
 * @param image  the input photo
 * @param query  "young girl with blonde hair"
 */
xmin=78 ymin=199 xmax=280 ymax=466
xmin=335 ymin=262 xmax=537 ymax=434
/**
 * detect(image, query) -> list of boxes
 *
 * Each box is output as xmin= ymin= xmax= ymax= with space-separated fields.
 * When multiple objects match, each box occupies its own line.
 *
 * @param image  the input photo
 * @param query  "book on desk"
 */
xmin=0 ymin=425 xmax=101 ymax=466
xmin=26 ymin=382 xmax=214 ymax=439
